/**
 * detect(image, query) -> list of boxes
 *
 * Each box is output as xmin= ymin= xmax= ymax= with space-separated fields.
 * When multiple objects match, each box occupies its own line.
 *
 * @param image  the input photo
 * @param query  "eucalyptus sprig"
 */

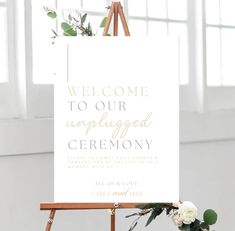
xmin=126 ymin=202 xmax=217 ymax=231
xmin=43 ymin=7 xmax=108 ymax=43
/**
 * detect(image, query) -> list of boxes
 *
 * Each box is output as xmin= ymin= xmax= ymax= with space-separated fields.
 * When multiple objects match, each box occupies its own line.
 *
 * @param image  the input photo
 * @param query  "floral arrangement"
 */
xmin=127 ymin=202 xmax=217 ymax=231
xmin=43 ymin=7 xmax=107 ymax=43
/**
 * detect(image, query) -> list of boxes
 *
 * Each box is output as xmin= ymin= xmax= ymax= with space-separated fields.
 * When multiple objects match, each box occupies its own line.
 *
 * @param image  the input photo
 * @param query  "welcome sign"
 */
xmin=54 ymin=38 xmax=179 ymax=202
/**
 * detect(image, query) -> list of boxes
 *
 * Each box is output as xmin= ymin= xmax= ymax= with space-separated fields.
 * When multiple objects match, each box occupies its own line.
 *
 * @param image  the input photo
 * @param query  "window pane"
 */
xmin=0 ymin=7 xmax=8 ymax=83
xmin=168 ymin=0 xmax=187 ymax=20
xmin=221 ymin=28 xmax=235 ymax=85
xmin=128 ymin=0 xmax=146 ymax=17
xmin=147 ymin=0 xmax=167 ymax=18
xmin=169 ymin=23 xmax=188 ymax=85
xmin=205 ymin=0 xmax=220 ymax=24
xmin=128 ymin=20 xmax=147 ymax=35
xmin=58 ymin=0 xmax=107 ymax=12
xmin=221 ymin=0 xmax=235 ymax=26
xmin=57 ymin=0 xmax=81 ymax=9
xmin=148 ymin=21 xmax=167 ymax=36
xmin=82 ymin=0 xmax=106 ymax=12
xmin=206 ymin=27 xmax=221 ymax=86
xmin=60 ymin=9 xmax=79 ymax=23
xmin=32 ymin=0 xmax=57 ymax=84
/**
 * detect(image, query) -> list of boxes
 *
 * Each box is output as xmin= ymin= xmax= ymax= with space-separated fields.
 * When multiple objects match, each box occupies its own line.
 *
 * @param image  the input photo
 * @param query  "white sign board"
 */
xmin=54 ymin=38 xmax=179 ymax=202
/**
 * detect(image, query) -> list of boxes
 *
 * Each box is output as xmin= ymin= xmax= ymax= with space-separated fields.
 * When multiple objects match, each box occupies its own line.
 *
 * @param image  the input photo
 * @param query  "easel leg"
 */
xmin=103 ymin=4 xmax=114 ymax=36
xmin=118 ymin=3 xmax=130 ymax=36
xmin=45 ymin=209 xmax=56 ymax=231
xmin=109 ymin=209 xmax=116 ymax=231
xmin=103 ymin=2 xmax=130 ymax=36
xmin=113 ymin=3 xmax=119 ymax=36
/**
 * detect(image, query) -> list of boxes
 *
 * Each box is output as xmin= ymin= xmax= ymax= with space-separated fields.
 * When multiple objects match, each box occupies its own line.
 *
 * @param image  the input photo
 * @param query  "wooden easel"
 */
xmin=41 ymin=2 xmax=132 ymax=231
xmin=103 ymin=1 xmax=130 ymax=36
xmin=40 ymin=203 xmax=143 ymax=231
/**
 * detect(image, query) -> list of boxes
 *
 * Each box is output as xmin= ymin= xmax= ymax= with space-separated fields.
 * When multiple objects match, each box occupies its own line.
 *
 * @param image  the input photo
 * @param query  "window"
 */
xmin=0 ymin=0 xmax=54 ymax=156
xmin=127 ymin=0 xmax=188 ymax=85
xmin=206 ymin=0 xmax=235 ymax=86
xmin=1 ymin=0 xmax=235 ymax=155
xmin=205 ymin=0 xmax=235 ymax=110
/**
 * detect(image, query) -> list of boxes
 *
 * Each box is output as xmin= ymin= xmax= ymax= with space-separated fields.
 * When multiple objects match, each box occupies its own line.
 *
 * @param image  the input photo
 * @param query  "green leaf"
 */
xmin=43 ymin=7 xmax=57 ymax=18
xmin=179 ymin=224 xmax=190 ymax=231
xmin=145 ymin=213 xmax=155 ymax=227
xmin=68 ymin=14 xmax=72 ymax=21
xmin=145 ymin=208 xmax=163 ymax=227
xmin=100 ymin=17 xmax=107 ymax=28
xmin=47 ymin=11 xmax=57 ymax=18
xmin=81 ymin=13 xmax=87 ymax=24
xmin=200 ymin=222 xmax=209 ymax=230
xmin=61 ymin=22 xmax=71 ymax=31
xmin=43 ymin=6 xmax=50 ymax=12
xmin=136 ymin=204 xmax=148 ymax=209
xmin=61 ymin=22 xmax=77 ymax=36
xmin=203 ymin=209 xmax=217 ymax=225
xmin=166 ymin=207 xmax=173 ymax=215
xmin=87 ymin=22 xmax=93 ymax=36
xmin=190 ymin=219 xmax=201 ymax=231
xmin=88 ymin=22 xmax=92 ymax=31
xmin=66 ymin=29 xmax=77 ymax=36
xmin=128 ymin=221 xmax=138 ymax=231
xmin=136 ymin=203 xmax=160 ymax=210
xmin=51 ymin=29 xmax=58 ymax=36
xmin=125 ymin=213 xmax=139 ymax=218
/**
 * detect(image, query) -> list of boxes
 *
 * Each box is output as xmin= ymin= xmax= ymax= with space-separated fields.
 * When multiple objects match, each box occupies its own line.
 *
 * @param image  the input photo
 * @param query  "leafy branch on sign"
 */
xmin=43 ymin=6 xmax=108 ymax=43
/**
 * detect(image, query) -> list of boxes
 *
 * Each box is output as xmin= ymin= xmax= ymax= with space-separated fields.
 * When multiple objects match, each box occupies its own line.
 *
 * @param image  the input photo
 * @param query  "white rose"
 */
xmin=172 ymin=213 xmax=183 ymax=227
xmin=178 ymin=201 xmax=197 ymax=224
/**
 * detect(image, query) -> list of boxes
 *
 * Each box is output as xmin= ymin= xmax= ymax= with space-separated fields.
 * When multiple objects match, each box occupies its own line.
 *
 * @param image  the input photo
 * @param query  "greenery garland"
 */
xmin=126 ymin=202 xmax=217 ymax=231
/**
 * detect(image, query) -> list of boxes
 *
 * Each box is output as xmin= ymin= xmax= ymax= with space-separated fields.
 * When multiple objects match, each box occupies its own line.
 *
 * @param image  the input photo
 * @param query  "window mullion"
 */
xmin=15 ymin=0 xmax=27 ymax=119
xmin=2 ymin=0 xmax=19 ymax=118
xmin=187 ymin=0 xmax=207 ymax=112
xmin=166 ymin=0 xmax=169 ymax=35
xmin=146 ymin=0 xmax=149 ymax=35
xmin=24 ymin=0 xmax=34 ymax=119
xmin=123 ymin=0 xmax=129 ymax=23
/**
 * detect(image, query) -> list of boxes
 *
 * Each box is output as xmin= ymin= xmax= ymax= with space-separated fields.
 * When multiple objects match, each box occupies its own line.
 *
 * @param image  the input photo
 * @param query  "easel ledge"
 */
xmin=40 ymin=202 xmax=143 ymax=210
xmin=40 ymin=202 xmax=145 ymax=231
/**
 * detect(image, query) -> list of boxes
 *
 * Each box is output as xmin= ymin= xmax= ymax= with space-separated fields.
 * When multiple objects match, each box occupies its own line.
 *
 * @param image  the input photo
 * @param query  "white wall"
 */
xmin=0 ymin=140 xmax=234 ymax=231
